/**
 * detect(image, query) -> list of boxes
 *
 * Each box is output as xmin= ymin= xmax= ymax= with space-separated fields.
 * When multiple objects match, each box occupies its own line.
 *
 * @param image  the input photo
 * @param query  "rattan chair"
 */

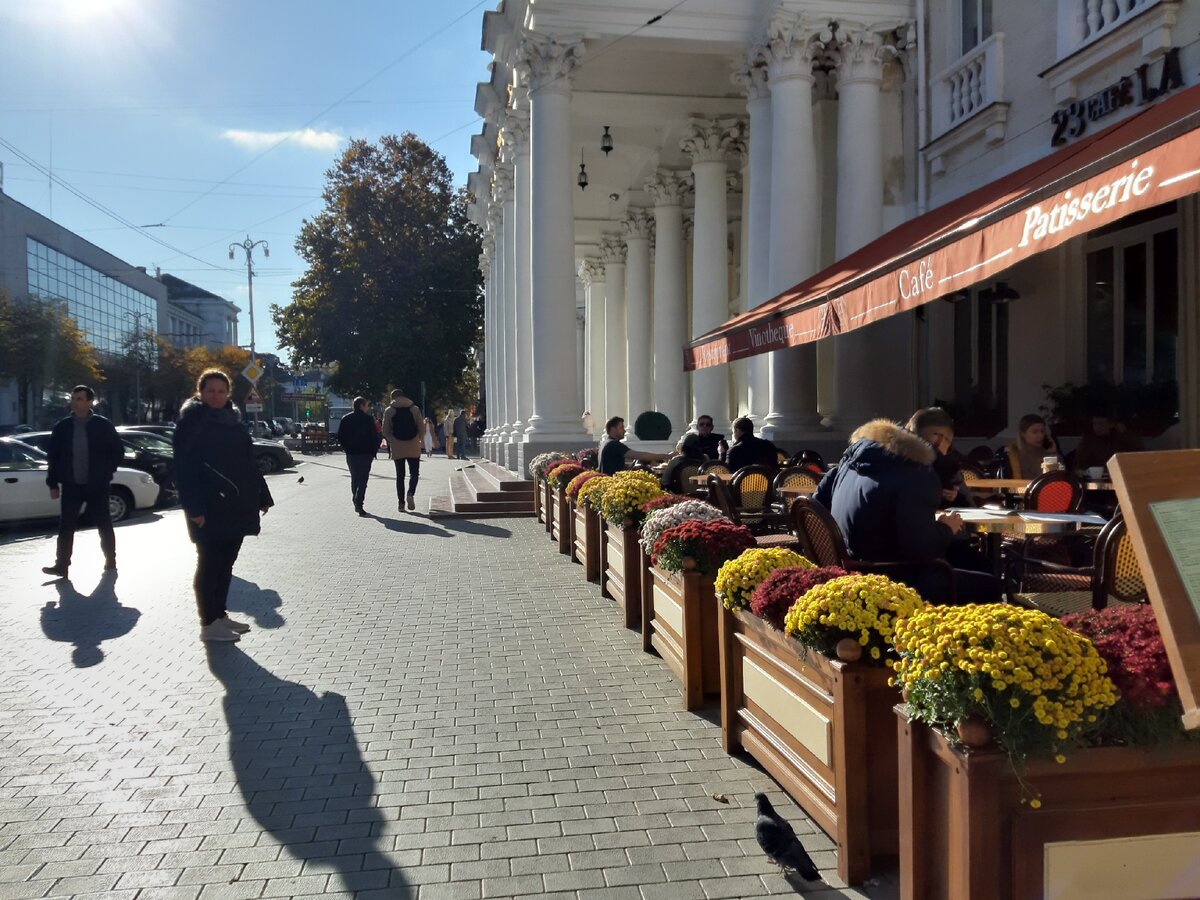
xmin=730 ymin=465 xmax=780 ymax=533
xmin=699 ymin=460 xmax=730 ymax=477
xmin=771 ymin=466 xmax=820 ymax=514
xmin=707 ymin=475 xmax=797 ymax=549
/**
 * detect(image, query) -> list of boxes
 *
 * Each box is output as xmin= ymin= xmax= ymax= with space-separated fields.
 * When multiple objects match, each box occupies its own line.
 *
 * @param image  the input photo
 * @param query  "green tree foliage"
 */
xmin=0 ymin=291 xmax=102 ymax=424
xmin=273 ymin=133 xmax=483 ymax=402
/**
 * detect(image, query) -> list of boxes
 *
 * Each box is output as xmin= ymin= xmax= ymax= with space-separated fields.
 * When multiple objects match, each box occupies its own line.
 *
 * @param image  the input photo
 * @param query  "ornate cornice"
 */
xmin=514 ymin=31 xmax=584 ymax=97
xmin=599 ymin=234 xmax=626 ymax=265
xmin=680 ymin=117 xmax=746 ymax=165
xmin=502 ymin=113 xmax=529 ymax=158
xmin=622 ymin=209 xmax=654 ymax=242
xmin=492 ymin=165 xmax=513 ymax=205
xmin=644 ymin=170 xmax=692 ymax=208
xmin=486 ymin=203 xmax=504 ymax=234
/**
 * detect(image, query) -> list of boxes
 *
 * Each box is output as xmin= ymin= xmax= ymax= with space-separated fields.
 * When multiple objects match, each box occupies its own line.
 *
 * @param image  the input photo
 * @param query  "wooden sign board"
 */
xmin=1109 ymin=450 xmax=1200 ymax=730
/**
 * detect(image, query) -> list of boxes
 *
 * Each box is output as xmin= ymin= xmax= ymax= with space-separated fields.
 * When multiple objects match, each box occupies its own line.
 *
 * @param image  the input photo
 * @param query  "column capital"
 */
xmin=682 ymin=210 xmax=694 ymax=242
xmin=644 ymin=169 xmax=692 ymax=208
xmin=622 ymin=208 xmax=653 ymax=242
xmin=492 ymin=164 xmax=513 ymax=204
xmin=486 ymin=202 xmax=504 ymax=234
xmin=599 ymin=234 xmax=626 ymax=265
xmin=831 ymin=22 xmax=907 ymax=86
xmin=578 ymin=257 xmax=605 ymax=285
xmin=479 ymin=245 xmax=493 ymax=277
xmin=680 ymin=117 xmax=746 ymax=165
xmin=501 ymin=113 xmax=529 ymax=158
xmin=731 ymin=61 xmax=770 ymax=101
xmin=514 ymin=31 xmax=585 ymax=97
xmin=757 ymin=11 xmax=825 ymax=83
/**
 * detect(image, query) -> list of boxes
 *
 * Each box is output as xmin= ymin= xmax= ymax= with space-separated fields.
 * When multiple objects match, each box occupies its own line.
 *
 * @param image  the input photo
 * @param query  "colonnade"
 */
xmin=477 ymin=15 xmax=910 ymax=472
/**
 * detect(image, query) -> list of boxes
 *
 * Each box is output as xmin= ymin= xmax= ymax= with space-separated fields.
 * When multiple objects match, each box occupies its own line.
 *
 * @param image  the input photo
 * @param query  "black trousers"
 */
xmin=194 ymin=538 xmax=243 ymax=625
xmin=345 ymin=453 xmax=373 ymax=509
xmin=393 ymin=457 xmax=420 ymax=498
xmin=56 ymin=482 xmax=115 ymax=568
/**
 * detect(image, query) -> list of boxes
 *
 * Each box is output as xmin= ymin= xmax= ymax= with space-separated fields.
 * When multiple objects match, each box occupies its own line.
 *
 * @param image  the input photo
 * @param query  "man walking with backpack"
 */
xmin=383 ymin=388 xmax=425 ymax=512
xmin=337 ymin=397 xmax=378 ymax=516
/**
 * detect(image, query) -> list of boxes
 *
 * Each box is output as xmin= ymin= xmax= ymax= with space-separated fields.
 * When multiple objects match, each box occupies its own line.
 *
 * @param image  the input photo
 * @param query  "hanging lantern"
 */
xmin=600 ymin=125 xmax=613 ymax=156
xmin=577 ymin=148 xmax=589 ymax=190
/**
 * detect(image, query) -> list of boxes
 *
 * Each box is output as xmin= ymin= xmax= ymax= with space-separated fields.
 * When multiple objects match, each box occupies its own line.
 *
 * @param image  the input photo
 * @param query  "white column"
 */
xmin=575 ymin=305 xmax=586 ymax=417
xmin=733 ymin=63 xmax=772 ymax=423
xmin=645 ymin=170 xmax=691 ymax=440
xmin=516 ymin=33 xmax=588 ymax=449
xmin=760 ymin=16 xmax=823 ymax=443
xmin=486 ymin=201 xmax=508 ymax=458
xmin=580 ymin=258 xmax=606 ymax=434
xmin=498 ymin=162 xmax=519 ymax=453
xmin=623 ymin=209 xmax=653 ymax=425
xmin=832 ymin=26 xmax=910 ymax=427
xmin=600 ymin=234 xmax=627 ymax=422
xmin=682 ymin=117 xmax=744 ymax=431
xmin=480 ymin=242 xmax=495 ymax=450
xmin=509 ymin=112 xmax=534 ymax=453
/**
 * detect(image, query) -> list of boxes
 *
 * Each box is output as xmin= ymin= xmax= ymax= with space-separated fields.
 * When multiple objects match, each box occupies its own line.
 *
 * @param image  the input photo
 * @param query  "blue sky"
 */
xmin=0 ymin=0 xmax=492 ymax=361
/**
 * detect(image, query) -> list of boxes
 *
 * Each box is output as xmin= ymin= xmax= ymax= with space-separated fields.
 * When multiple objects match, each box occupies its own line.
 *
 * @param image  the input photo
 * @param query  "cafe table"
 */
xmin=969 ymin=477 xmax=1116 ymax=492
xmin=944 ymin=508 xmax=1109 ymax=578
xmin=689 ymin=472 xmax=735 ymax=485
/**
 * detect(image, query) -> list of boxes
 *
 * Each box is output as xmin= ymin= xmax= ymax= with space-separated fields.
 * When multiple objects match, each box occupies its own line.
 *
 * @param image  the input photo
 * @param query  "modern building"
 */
xmin=469 ymin=0 xmax=1199 ymax=474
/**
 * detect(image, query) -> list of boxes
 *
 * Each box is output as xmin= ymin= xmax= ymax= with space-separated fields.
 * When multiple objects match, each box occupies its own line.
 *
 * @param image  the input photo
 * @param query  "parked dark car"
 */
xmin=121 ymin=426 xmax=294 ymax=476
xmin=21 ymin=429 xmax=178 ymax=507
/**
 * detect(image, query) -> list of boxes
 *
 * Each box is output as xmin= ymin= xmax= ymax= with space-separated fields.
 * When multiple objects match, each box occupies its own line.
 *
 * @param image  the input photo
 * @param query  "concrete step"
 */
xmin=428 ymin=467 xmax=535 ymax=518
xmin=475 ymin=459 xmax=534 ymax=493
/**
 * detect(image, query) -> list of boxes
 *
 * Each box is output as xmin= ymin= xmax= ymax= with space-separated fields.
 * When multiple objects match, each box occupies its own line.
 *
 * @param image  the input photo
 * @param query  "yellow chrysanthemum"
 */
xmin=714 ymin=548 xmax=813 ymax=611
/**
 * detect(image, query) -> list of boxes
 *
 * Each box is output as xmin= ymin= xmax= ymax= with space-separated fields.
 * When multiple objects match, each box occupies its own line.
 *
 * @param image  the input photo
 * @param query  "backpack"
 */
xmin=390 ymin=404 xmax=418 ymax=441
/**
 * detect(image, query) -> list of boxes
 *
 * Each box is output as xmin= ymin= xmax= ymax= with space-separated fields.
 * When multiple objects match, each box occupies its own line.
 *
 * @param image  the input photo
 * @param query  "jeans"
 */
xmin=194 ymin=538 xmax=243 ymax=625
xmin=345 ymin=453 xmax=373 ymax=509
xmin=55 ymin=482 xmax=115 ymax=568
xmin=393 ymin=457 xmax=420 ymax=498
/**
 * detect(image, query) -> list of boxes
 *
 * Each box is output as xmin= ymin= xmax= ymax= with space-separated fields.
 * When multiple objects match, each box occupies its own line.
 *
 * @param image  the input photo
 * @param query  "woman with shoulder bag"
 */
xmin=174 ymin=369 xmax=274 ymax=642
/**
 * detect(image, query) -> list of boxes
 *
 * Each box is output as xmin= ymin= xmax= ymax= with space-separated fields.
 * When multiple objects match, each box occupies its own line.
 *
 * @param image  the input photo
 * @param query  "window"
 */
xmin=951 ymin=288 xmax=1008 ymax=429
xmin=961 ymin=0 xmax=993 ymax=53
xmin=1085 ymin=205 xmax=1178 ymax=386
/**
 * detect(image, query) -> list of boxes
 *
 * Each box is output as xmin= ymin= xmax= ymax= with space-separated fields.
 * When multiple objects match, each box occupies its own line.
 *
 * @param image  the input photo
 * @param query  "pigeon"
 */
xmin=297 ymin=476 xmax=304 ymax=483
xmin=754 ymin=792 xmax=819 ymax=881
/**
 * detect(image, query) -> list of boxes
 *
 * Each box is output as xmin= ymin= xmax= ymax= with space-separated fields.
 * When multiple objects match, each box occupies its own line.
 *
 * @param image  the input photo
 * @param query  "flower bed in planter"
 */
xmin=529 ymin=452 xmax=572 ymax=529
xmin=896 ymin=710 xmax=1200 ymax=900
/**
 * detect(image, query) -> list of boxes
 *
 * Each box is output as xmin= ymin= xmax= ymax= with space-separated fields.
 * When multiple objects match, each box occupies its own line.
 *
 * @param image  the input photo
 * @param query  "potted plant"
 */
xmin=719 ymin=571 xmax=925 ymax=884
xmin=529 ymin=451 xmax=571 ymax=526
xmin=594 ymin=471 xmax=662 ymax=629
xmin=567 ymin=470 xmax=603 ymax=577
xmin=647 ymin=519 xmax=754 ymax=710
xmin=633 ymin=410 xmax=672 ymax=441
xmin=889 ymin=603 xmax=1200 ymax=899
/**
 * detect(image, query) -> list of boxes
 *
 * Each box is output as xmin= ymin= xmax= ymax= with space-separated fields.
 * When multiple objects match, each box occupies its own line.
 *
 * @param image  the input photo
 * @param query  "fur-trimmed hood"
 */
xmin=178 ymin=396 xmax=242 ymax=426
xmin=846 ymin=418 xmax=936 ymax=467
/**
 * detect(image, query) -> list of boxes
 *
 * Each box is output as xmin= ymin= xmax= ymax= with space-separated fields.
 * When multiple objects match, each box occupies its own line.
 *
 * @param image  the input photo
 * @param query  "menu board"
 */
xmin=1110 ymin=451 xmax=1200 ymax=731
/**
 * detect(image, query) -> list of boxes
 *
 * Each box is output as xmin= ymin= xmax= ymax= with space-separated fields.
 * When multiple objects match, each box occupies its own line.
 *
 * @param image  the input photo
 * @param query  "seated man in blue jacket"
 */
xmin=814 ymin=417 xmax=1001 ymax=604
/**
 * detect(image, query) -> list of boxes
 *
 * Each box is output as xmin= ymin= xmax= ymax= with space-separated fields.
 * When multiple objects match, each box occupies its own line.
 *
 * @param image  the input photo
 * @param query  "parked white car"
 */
xmin=0 ymin=438 xmax=160 ymax=524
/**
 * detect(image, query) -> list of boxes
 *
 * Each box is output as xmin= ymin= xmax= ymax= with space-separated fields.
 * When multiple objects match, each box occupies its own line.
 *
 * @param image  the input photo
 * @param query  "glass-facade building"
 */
xmin=25 ymin=237 xmax=157 ymax=356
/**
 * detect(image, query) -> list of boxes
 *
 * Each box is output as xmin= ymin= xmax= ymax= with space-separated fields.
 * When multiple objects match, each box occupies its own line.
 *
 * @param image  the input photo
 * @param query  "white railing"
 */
xmin=1058 ymin=0 xmax=1160 ymax=56
xmin=931 ymin=33 xmax=1005 ymax=140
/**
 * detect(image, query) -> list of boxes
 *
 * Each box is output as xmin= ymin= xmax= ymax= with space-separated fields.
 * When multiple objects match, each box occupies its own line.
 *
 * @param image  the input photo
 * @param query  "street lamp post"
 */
xmin=228 ymin=235 xmax=269 ymax=362
xmin=130 ymin=310 xmax=153 ymax=425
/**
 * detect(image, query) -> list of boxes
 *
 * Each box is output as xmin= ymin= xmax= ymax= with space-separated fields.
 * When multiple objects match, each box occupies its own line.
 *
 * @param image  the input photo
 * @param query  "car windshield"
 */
xmin=122 ymin=433 xmax=173 ymax=452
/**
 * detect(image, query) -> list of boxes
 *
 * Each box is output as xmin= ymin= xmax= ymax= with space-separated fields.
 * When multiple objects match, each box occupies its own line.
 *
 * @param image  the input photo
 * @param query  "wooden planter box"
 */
xmin=543 ymin=477 xmax=554 ymax=534
xmin=718 ymin=608 xmax=900 ymax=885
xmin=571 ymin=500 xmax=601 ymax=582
xmin=898 ymin=709 xmax=1200 ymax=900
xmin=644 ymin=566 xmax=720 ymax=710
xmin=548 ymin=485 xmax=571 ymax=554
xmin=534 ymin=476 xmax=546 ymax=525
xmin=601 ymin=519 xmax=642 ymax=630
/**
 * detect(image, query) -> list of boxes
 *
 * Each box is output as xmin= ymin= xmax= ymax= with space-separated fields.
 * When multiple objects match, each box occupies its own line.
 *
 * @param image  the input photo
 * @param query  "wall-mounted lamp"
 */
xmin=600 ymin=125 xmax=613 ymax=156
xmin=980 ymin=281 xmax=1021 ymax=304
xmin=577 ymin=149 xmax=589 ymax=190
xmin=941 ymin=289 xmax=971 ymax=304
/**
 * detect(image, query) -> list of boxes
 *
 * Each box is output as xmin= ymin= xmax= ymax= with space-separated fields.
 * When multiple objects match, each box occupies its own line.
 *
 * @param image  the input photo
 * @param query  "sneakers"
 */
xmin=217 ymin=615 xmax=250 ymax=634
xmin=41 ymin=564 xmax=68 ymax=578
xmin=200 ymin=622 xmax=240 ymax=642
xmin=406 ymin=494 xmax=416 ymax=511
xmin=357 ymin=508 xmax=369 ymax=517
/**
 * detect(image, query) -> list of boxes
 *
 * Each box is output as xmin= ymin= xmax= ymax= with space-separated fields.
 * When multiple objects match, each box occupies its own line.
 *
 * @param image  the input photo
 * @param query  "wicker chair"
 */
xmin=771 ymin=466 xmax=820 ymax=514
xmin=730 ymin=465 xmax=779 ymax=533
xmin=1009 ymin=513 xmax=1145 ymax=617
xmin=707 ymin=475 xmax=797 ymax=549
xmin=699 ymin=461 xmax=730 ymax=477
xmin=664 ymin=460 xmax=703 ymax=495
xmin=1025 ymin=470 xmax=1084 ymax=513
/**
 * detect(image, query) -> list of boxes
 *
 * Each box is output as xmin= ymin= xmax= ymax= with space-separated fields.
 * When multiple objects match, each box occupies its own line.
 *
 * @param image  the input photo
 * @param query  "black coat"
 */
xmin=174 ymin=399 xmax=274 ymax=543
xmin=45 ymin=413 xmax=123 ymax=488
xmin=337 ymin=409 xmax=378 ymax=455
xmin=727 ymin=435 xmax=778 ymax=472
xmin=814 ymin=419 xmax=953 ymax=564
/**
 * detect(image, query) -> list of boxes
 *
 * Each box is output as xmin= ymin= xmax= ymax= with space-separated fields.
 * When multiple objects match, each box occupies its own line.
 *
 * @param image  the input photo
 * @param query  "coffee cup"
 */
xmin=1041 ymin=456 xmax=1061 ymax=474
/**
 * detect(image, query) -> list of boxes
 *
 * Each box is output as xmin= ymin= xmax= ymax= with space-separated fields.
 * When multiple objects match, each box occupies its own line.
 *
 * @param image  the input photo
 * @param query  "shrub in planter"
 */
xmin=786 ymin=573 xmax=926 ymax=665
xmin=597 ymin=470 xmax=663 ymax=527
xmin=715 ymin=548 xmax=812 ymax=612
xmin=529 ymin=451 xmax=572 ymax=479
xmin=575 ymin=447 xmax=599 ymax=469
xmin=652 ymin=519 xmax=755 ymax=577
xmin=575 ymin=474 xmax=610 ymax=510
xmin=547 ymin=462 xmax=585 ymax=490
xmin=641 ymin=493 xmax=691 ymax=516
xmin=633 ymin=410 xmax=672 ymax=441
xmin=640 ymin=499 xmax=729 ymax=555
xmin=892 ymin=604 xmax=1117 ymax=791
xmin=566 ymin=470 xmax=601 ymax=502
xmin=543 ymin=458 xmax=575 ymax=483
xmin=750 ymin=565 xmax=848 ymax=631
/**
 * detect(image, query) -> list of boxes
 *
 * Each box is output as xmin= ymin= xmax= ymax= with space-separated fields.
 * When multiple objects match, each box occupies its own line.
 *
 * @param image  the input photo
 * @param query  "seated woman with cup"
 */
xmin=1003 ymin=414 xmax=1063 ymax=479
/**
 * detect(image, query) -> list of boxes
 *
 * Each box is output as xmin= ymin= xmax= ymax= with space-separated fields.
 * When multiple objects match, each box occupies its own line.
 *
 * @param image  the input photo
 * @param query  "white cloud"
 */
xmin=221 ymin=128 xmax=345 ymax=152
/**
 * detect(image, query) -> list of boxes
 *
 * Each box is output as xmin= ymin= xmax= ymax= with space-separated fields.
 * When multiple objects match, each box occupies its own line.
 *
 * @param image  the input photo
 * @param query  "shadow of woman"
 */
xmin=40 ymin=571 xmax=140 ymax=667
xmin=226 ymin=576 xmax=285 ymax=629
xmin=205 ymin=644 xmax=411 ymax=897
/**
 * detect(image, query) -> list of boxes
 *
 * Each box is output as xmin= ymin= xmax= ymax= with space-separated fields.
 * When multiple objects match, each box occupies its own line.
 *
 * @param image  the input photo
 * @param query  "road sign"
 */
xmin=292 ymin=377 xmax=308 ymax=389
xmin=242 ymin=361 xmax=264 ymax=382
xmin=245 ymin=403 xmax=264 ymax=413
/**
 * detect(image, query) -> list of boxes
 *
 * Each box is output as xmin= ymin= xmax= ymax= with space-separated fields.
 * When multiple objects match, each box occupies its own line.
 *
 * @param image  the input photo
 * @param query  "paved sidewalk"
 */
xmin=0 ymin=452 xmax=898 ymax=899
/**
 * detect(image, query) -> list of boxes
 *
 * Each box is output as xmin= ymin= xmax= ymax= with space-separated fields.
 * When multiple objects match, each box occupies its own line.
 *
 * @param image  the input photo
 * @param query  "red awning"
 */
xmin=685 ymin=82 xmax=1200 ymax=372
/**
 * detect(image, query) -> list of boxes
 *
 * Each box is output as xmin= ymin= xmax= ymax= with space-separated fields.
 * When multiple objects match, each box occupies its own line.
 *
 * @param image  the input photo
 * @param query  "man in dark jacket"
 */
xmin=42 ymin=385 xmax=124 ymax=578
xmin=814 ymin=418 xmax=999 ymax=604
xmin=726 ymin=417 xmax=779 ymax=472
xmin=453 ymin=410 xmax=470 ymax=460
xmin=338 ymin=397 xmax=378 ymax=516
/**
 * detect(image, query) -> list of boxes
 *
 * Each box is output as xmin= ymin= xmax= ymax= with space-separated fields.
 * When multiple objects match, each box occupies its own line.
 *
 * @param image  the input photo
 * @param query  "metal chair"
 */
xmin=1025 ymin=470 xmax=1084 ymax=513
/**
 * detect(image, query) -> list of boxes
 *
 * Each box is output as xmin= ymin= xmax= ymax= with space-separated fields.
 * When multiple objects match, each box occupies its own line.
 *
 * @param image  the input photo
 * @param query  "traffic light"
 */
xmin=305 ymin=408 xmax=311 ymax=419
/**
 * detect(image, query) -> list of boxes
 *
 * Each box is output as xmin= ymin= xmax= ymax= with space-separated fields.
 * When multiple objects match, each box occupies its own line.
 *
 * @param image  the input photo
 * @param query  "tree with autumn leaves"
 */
xmin=273 ymin=133 xmax=483 ymax=408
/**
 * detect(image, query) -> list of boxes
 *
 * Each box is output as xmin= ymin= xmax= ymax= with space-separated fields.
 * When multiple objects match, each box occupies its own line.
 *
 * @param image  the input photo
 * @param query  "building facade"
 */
xmin=468 ymin=0 xmax=1199 ymax=474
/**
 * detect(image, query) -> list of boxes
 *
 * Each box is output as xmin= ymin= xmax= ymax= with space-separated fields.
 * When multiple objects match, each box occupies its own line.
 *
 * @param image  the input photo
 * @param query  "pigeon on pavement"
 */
xmin=297 ymin=476 xmax=304 ymax=483
xmin=754 ymin=792 xmax=819 ymax=881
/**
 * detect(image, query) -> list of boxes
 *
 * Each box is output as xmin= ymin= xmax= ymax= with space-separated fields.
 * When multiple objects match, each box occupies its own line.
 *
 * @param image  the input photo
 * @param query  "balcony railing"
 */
xmin=1058 ymin=0 xmax=1161 ymax=57
xmin=931 ymin=33 xmax=1005 ymax=141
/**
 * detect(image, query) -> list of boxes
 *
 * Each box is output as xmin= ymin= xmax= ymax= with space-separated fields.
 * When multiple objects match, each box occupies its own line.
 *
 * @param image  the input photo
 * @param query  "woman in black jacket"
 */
xmin=173 ymin=369 xmax=274 ymax=642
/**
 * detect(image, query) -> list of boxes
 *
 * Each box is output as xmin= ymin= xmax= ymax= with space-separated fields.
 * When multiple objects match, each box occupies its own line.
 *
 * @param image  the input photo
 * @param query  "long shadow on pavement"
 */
xmin=370 ymin=514 xmax=452 ymax=537
xmin=438 ymin=519 xmax=512 ymax=538
xmin=206 ymin=644 xmax=411 ymax=898
xmin=40 ymin=570 xmax=140 ymax=667
xmin=226 ymin=576 xmax=285 ymax=629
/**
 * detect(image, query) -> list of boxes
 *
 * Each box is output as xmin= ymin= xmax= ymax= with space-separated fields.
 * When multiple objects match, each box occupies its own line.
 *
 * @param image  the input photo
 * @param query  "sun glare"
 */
xmin=19 ymin=0 xmax=135 ymax=25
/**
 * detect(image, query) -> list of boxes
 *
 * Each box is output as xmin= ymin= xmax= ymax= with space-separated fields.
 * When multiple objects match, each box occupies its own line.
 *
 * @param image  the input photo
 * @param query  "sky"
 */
xmin=0 ymin=0 xmax=493 ymax=362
